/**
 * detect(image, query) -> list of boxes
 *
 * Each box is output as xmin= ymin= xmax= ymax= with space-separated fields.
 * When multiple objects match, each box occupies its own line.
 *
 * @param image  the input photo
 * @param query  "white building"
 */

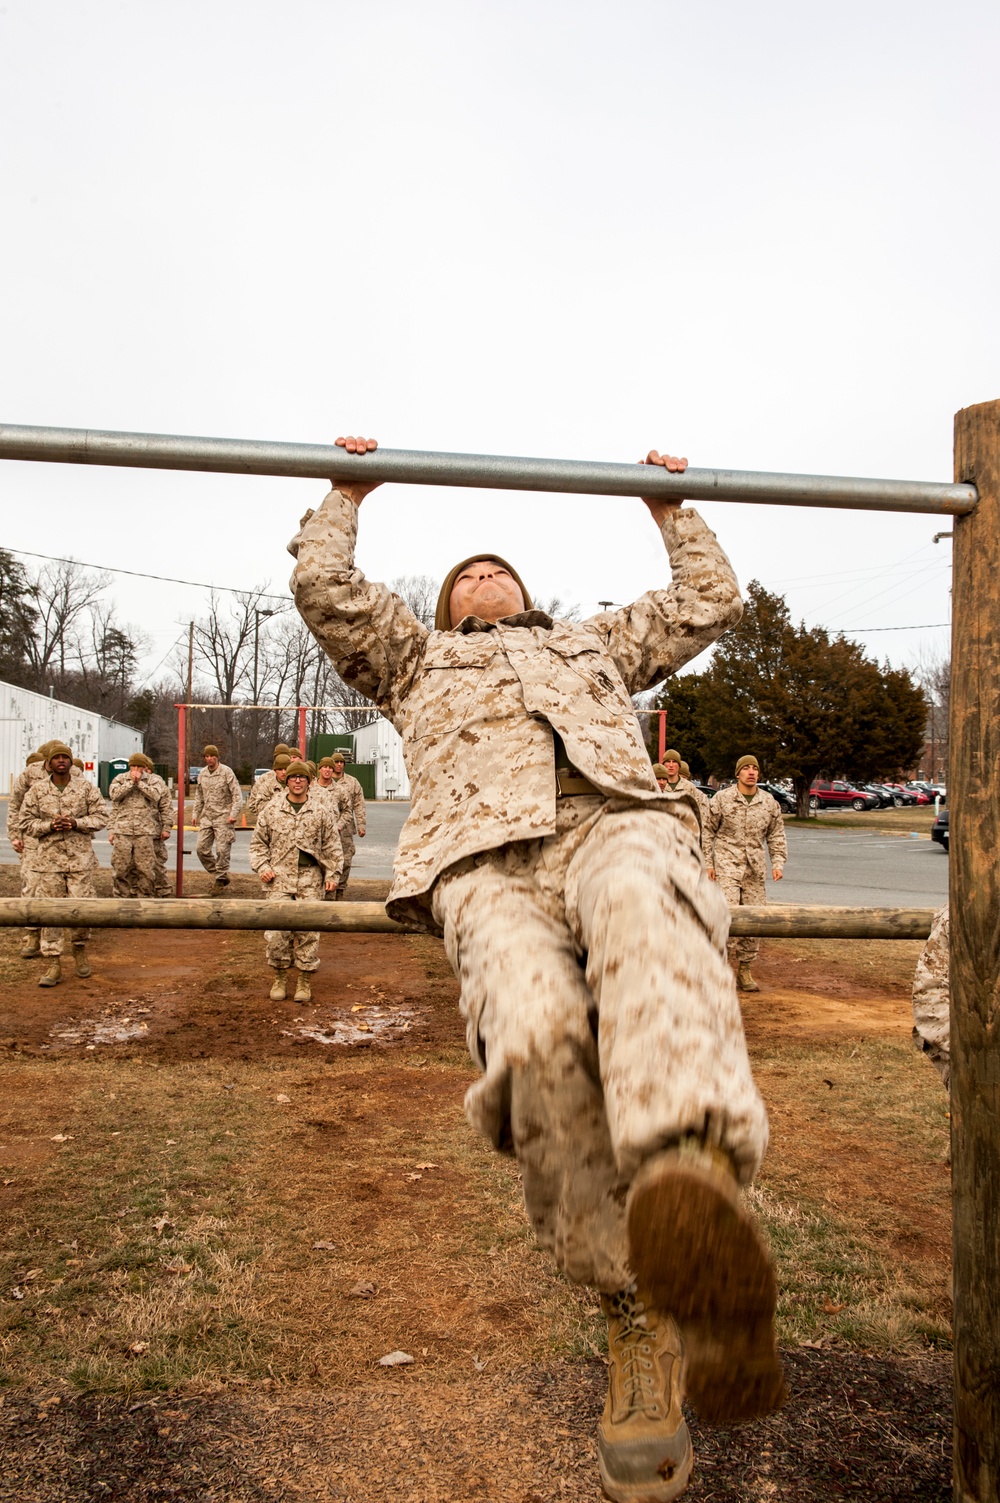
xmin=352 ymin=716 xmax=410 ymax=800
xmin=0 ymin=679 xmax=142 ymax=790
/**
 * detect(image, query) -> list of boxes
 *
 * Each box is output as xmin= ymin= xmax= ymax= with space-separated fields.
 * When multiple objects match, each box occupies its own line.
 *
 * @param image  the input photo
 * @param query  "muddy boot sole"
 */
xmin=627 ymin=1151 xmax=785 ymax=1426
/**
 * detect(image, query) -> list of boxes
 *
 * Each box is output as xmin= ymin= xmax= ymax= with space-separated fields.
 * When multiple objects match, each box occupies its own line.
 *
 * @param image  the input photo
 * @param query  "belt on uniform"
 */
xmin=556 ymin=766 xmax=603 ymax=798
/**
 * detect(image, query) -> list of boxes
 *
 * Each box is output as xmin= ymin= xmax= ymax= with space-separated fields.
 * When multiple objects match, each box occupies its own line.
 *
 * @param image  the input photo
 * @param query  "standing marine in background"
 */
xmin=192 ymin=744 xmax=242 ymax=887
xmin=249 ymin=759 xmax=343 ymax=1004
xmin=702 ymin=755 xmax=787 ymax=993
xmin=7 ymin=748 xmax=49 ymax=959
xmin=246 ymin=752 xmax=292 ymax=822
xmin=108 ymin=753 xmax=174 ymax=897
xmin=18 ymin=743 xmax=107 ymax=987
xmin=317 ymin=751 xmax=366 ymax=899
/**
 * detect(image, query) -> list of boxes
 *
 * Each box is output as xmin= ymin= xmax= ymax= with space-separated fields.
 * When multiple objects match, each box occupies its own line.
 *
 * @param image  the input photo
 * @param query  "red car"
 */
xmin=809 ymin=780 xmax=880 ymax=811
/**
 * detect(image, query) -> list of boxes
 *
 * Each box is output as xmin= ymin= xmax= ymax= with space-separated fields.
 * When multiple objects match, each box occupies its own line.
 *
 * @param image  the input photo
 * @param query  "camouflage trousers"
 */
xmin=19 ymin=844 xmax=39 ymax=948
xmin=111 ymin=835 xmax=159 ymax=897
xmin=431 ymin=796 xmax=769 ymax=1292
xmin=334 ymin=828 xmax=355 ymax=894
xmin=264 ymin=864 xmax=324 ymax=972
xmin=196 ymin=819 xmax=236 ymax=877
xmin=715 ymin=867 xmax=767 ymax=963
xmin=152 ymin=833 xmax=172 ymax=897
xmin=34 ymin=869 xmax=95 ymax=956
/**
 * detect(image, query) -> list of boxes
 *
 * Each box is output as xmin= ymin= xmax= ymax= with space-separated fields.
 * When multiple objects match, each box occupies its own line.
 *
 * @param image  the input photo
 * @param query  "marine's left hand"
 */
xmin=772 ymin=868 xmax=784 ymax=881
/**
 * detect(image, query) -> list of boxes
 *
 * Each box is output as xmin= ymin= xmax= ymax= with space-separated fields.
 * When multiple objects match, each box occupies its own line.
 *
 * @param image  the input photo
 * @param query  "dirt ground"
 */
xmin=0 ymin=867 xmax=952 ymax=1501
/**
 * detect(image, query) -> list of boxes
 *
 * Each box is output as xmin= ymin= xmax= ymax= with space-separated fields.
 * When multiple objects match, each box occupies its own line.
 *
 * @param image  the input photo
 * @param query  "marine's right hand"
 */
xmin=260 ymin=868 xmax=276 ymax=884
xmin=331 ymin=436 xmax=382 ymax=507
xmin=707 ymin=866 xmax=717 ymax=881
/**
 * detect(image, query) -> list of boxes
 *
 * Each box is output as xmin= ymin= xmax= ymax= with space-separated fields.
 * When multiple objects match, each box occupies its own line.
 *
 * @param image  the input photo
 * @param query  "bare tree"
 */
xmin=26 ymin=557 xmax=111 ymax=679
xmin=389 ymin=574 xmax=438 ymax=630
xmin=534 ymin=594 xmax=582 ymax=622
xmin=912 ymin=648 xmax=951 ymax=780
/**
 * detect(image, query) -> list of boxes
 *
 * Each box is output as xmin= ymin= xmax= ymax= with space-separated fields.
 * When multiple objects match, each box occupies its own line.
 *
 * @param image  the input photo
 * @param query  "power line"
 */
xmin=841 ymin=622 xmax=950 ymax=632
xmin=7 ymin=545 xmax=289 ymax=603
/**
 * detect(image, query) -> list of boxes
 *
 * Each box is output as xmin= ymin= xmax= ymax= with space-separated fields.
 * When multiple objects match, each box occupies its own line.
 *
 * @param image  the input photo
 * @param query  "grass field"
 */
xmin=0 ymin=867 xmax=953 ymax=1500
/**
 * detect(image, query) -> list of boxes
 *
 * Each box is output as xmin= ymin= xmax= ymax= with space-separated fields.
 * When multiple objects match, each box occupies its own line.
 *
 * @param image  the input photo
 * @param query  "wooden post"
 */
xmin=951 ymin=400 xmax=1000 ymax=1503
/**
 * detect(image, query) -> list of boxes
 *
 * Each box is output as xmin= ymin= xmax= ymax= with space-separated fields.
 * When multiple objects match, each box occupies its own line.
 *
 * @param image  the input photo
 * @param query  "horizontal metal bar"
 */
xmin=0 ymin=898 xmax=936 ymax=939
xmin=0 ymin=423 xmax=977 ymax=516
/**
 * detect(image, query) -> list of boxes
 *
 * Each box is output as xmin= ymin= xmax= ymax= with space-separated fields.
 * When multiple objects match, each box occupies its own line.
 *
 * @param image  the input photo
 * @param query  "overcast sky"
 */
xmin=2 ymin=0 xmax=996 ymax=693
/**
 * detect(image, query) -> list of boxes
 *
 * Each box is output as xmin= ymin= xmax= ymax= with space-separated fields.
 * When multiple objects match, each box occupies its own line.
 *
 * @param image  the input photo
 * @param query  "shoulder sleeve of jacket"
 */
xmin=764 ymin=795 xmax=788 ymax=866
xmin=587 ymin=509 xmax=743 ymax=696
xmin=288 ymin=488 xmax=427 ymax=718
xmin=75 ymin=784 xmax=108 ymax=832
xmin=249 ymin=807 xmax=272 ymax=869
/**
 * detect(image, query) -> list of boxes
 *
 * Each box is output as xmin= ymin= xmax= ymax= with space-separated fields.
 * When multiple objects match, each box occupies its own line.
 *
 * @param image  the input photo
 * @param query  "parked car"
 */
xmin=883 ymin=783 xmax=919 ymax=806
xmin=809 ymin=780 xmax=880 ymax=811
xmin=760 ymin=781 xmax=797 ymax=814
xmin=863 ymin=784 xmax=895 ymax=808
xmin=931 ymin=808 xmax=949 ymax=851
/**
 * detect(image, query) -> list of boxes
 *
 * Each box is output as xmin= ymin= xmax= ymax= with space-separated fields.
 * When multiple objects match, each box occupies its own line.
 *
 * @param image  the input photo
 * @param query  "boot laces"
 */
xmin=608 ymin=1284 xmax=663 ymax=1418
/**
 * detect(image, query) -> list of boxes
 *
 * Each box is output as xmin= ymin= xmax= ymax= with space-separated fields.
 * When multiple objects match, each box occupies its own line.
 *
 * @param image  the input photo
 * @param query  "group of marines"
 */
xmin=652 ymin=749 xmax=788 ymax=993
xmin=6 ymin=738 xmax=367 ymax=996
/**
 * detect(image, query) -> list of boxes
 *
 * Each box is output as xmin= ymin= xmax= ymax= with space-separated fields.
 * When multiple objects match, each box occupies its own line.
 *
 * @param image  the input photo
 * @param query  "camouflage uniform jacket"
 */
xmin=20 ymin=775 xmax=108 ymax=872
xmin=249 ymin=793 xmax=344 ymax=890
xmin=327 ymin=772 xmax=366 ymax=835
xmin=246 ymin=770 xmax=283 ymax=820
xmin=663 ymin=775 xmax=709 ymax=828
xmin=109 ymin=771 xmax=173 ymax=837
xmin=702 ymin=783 xmax=787 ymax=878
xmin=912 ymin=904 xmax=949 ymax=1089
xmin=193 ymin=764 xmax=242 ymax=823
xmin=7 ymin=761 xmax=82 ymax=843
xmin=290 ymin=488 xmax=743 ymax=926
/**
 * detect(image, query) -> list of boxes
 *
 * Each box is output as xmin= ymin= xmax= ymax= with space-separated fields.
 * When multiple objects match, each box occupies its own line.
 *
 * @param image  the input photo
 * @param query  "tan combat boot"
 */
xmin=598 ymin=1285 xmax=692 ymax=1502
xmin=737 ymin=963 xmax=760 ymax=993
xmin=73 ymin=944 xmax=92 ymax=978
xmin=627 ymin=1143 xmax=785 ymax=1426
xmin=38 ymin=959 xmax=62 ymax=988
xmin=293 ymin=972 xmax=312 ymax=1003
xmin=20 ymin=931 xmax=41 ymax=960
xmin=269 ymin=971 xmax=287 ymax=1002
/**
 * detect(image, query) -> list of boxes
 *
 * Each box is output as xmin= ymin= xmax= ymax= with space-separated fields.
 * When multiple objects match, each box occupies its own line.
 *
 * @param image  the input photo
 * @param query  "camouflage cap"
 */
xmin=46 ymin=743 xmax=73 ymax=761
xmin=203 ymin=744 xmax=220 ymax=758
xmin=273 ymin=754 xmax=292 ymax=770
xmin=129 ymin=753 xmax=154 ymax=770
xmin=330 ymin=751 xmax=346 ymax=764
xmin=318 ymin=756 xmax=338 ymax=769
xmin=434 ymin=554 xmax=533 ymax=632
xmin=736 ymin=754 xmax=760 ymax=774
xmin=662 ymin=749 xmax=682 ymax=765
xmin=285 ymin=760 xmax=313 ymax=780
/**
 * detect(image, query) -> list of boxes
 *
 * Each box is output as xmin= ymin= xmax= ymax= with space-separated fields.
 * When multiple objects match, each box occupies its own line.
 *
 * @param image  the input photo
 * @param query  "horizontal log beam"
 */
xmin=0 ymin=898 xmax=937 ymax=939
xmin=0 ymin=422 xmax=977 ymax=515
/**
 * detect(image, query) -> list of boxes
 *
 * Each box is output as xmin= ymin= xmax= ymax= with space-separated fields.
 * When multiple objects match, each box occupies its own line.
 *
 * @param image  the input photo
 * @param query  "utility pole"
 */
xmin=185 ymin=622 xmax=194 ymax=795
